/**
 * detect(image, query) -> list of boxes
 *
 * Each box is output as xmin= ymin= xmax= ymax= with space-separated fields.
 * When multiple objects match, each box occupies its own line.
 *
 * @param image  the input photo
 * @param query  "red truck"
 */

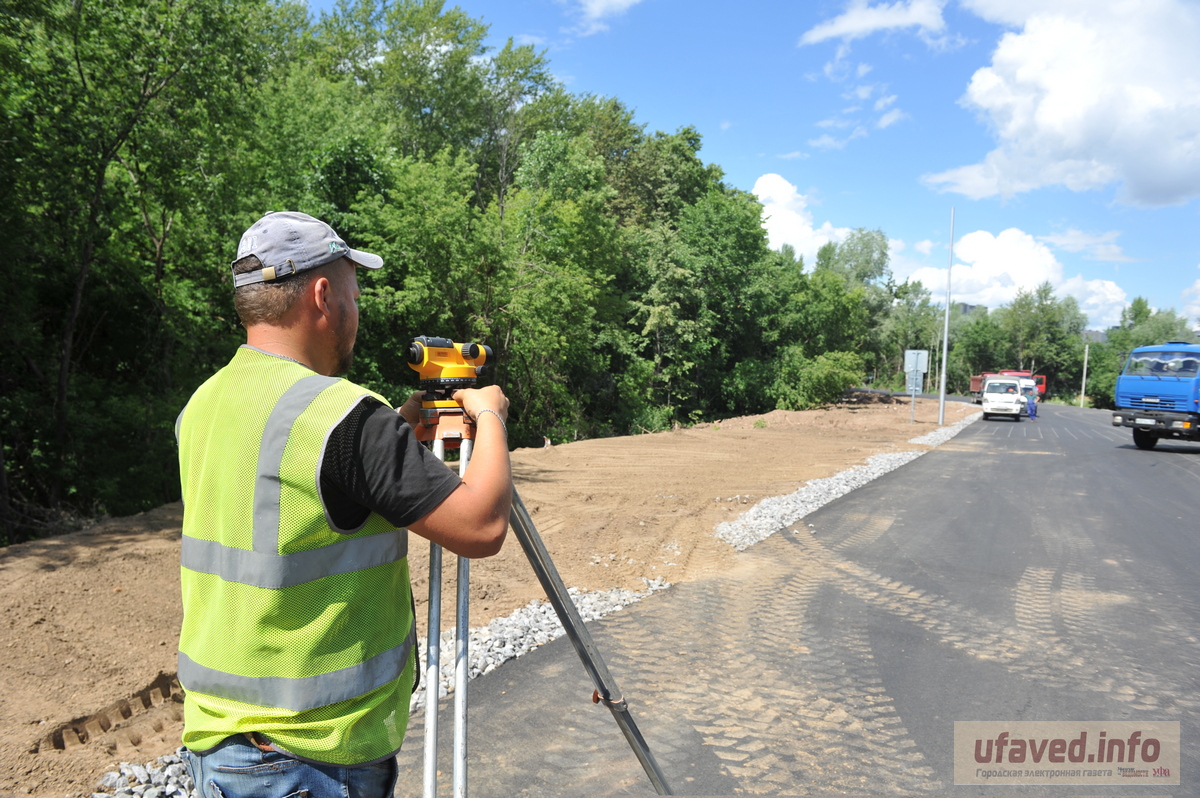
xmin=970 ymin=371 xmax=1046 ymax=403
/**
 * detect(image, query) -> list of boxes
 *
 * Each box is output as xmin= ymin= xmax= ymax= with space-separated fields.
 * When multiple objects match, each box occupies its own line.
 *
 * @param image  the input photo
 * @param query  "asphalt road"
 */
xmin=395 ymin=404 xmax=1200 ymax=796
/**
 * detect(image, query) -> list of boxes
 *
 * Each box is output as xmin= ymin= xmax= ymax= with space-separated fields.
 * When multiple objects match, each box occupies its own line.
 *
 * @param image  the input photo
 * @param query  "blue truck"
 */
xmin=1111 ymin=341 xmax=1200 ymax=449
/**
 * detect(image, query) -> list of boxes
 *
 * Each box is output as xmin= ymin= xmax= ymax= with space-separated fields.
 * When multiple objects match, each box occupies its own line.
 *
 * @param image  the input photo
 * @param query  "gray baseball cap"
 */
xmin=231 ymin=211 xmax=383 ymax=288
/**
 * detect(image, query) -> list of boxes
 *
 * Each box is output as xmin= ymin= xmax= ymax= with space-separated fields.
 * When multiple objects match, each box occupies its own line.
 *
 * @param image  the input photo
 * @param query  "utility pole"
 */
xmin=1079 ymin=342 xmax=1090 ymax=407
xmin=938 ymin=208 xmax=954 ymax=426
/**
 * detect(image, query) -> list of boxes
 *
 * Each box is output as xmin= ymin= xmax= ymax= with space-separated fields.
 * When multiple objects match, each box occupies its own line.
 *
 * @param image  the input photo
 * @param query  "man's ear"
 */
xmin=311 ymin=275 xmax=334 ymax=319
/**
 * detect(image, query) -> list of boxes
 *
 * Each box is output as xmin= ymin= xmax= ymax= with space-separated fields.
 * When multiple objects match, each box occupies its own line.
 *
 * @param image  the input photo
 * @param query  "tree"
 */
xmin=825 ymin=228 xmax=889 ymax=284
xmin=1087 ymin=299 xmax=1193 ymax=408
xmin=946 ymin=307 xmax=1006 ymax=392
xmin=994 ymin=282 xmax=1086 ymax=394
xmin=472 ymin=40 xmax=561 ymax=213
xmin=815 ymin=228 xmax=893 ymax=374
xmin=0 ymin=0 xmax=269 ymax=537
xmin=771 ymin=350 xmax=865 ymax=410
xmin=880 ymin=280 xmax=939 ymax=385
xmin=377 ymin=0 xmax=490 ymax=158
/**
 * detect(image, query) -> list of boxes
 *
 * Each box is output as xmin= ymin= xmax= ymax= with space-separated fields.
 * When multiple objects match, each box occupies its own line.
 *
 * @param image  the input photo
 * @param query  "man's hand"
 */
xmin=407 ymin=384 xmax=513 ymax=558
xmin=397 ymin=386 xmax=508 ymax=428
xmin=397 ymin=391 xmax=423 ymax=427
xmin=452 ymin=385 xmax=509 ymax=425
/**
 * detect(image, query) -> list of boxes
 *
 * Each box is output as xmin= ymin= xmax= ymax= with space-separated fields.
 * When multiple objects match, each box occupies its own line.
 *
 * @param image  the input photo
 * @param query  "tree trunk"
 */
xmin=0 ymin=429 xmax=11 ymax=542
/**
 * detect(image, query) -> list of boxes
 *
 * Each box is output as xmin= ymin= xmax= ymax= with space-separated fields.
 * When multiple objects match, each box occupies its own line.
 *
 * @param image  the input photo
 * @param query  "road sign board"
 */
xmin=904 ymin=349 xmax=929 ymax=374
xmin=907 ymin=369 xmax=923 ymax=394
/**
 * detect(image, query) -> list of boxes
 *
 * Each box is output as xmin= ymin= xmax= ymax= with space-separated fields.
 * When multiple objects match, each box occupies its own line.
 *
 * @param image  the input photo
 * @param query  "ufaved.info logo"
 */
xmin=954 ymin=721 xmax=1179 ymax=785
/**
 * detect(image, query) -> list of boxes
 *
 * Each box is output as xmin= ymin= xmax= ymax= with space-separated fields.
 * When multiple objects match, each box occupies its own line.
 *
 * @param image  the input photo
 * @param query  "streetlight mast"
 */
xmin=937 ymin=208 xmax=955 ymax=426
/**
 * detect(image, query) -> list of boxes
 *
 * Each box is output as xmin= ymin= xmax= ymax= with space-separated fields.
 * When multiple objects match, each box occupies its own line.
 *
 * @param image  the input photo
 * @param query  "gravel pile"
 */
xmin=95 ymin=411 xmax=976 ymax=796
xmin=93 ymin=753 xmax=192 ymax=798
xmin=715 ymin=411 xmax=980 ymax=550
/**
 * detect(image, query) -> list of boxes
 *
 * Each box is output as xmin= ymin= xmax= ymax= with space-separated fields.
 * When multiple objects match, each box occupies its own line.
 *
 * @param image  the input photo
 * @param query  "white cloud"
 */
xmin=896 ymin=227 xmax=1128 ymax=326
xmin=877 ymin=108 xmax=907 ymax=128
xmin=720 ymin=121 xmax=733 ymax=131
xmin=925 ymin=2 xmax=1200 ymax=206
xmin=914 ymin=239 xmax=935 ymax=255
xmin=778 ymin=151 xmax=809 ymax=160
xmin=809 ymin=127 xmax=868 ymax=149
xmin=752 ymin=174 xmax=851 ymax=265
xmin=874 ymin=94 xmax=897 ymax=111
xmin=1058 ymin=274 xmax=1130 ymax=329
xmin=1183 ymin=267 xmax=1200 ymax=325
xmin=799 ymin=0 xmax=947 ymax=45
xmin=857 ymin=63 xmax=873 ymax=78
xmin=1039 ymin=229 xmax=1136 ymax=262
xmin=823 ymin=42 xmax=854 ymax=80
xmin=959 ymin=0 xmax=1057 ymax=28
xmin=575 ymin=0 xmax=645 ymax=34
xmin=817 ymin=116 xmax=856 ymax=129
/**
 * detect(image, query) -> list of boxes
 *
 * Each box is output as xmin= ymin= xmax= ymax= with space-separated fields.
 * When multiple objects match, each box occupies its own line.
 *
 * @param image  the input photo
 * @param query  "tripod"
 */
xmin=408 ymin=339 xmax=671 ymax=797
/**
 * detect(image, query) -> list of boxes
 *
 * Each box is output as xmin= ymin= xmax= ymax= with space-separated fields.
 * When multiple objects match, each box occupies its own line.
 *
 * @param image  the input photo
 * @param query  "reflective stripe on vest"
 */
xmin=255 ymin=374 xmax=339 ymax=553
xmin=178 ymin=626 xmax=417 ymax=712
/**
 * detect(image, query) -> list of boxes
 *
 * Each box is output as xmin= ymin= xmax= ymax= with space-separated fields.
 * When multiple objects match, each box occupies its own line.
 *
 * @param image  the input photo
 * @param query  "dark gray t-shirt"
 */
xmin=320 ymin=397 xmax=461 ymax=531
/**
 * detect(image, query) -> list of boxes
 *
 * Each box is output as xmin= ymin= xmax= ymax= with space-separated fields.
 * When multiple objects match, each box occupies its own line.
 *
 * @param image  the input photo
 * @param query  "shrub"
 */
xmin=772 ymin=349 xmax=865 ymax=410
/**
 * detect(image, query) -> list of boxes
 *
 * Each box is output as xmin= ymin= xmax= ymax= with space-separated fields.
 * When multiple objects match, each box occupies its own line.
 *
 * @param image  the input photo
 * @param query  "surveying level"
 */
xmin=410 ymin=335 xmax=671 ymax=798
xmin=407 ymin=336 xmax=492 ymax=389
xmin=407 ymin=336 xmax=493 ymax=446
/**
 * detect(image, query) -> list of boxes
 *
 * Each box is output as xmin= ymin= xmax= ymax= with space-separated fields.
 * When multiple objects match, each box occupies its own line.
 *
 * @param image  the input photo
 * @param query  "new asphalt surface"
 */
xmin=395 ymin=403 xmax=1200 ymax=796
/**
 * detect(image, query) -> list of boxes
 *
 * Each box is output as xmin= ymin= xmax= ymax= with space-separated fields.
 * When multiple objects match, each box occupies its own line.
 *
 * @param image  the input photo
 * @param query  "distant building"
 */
xmin=956 ymin=303 xmax=986 ymax=316
xmin=1083 ymin=329 xmax=1108 ymax=344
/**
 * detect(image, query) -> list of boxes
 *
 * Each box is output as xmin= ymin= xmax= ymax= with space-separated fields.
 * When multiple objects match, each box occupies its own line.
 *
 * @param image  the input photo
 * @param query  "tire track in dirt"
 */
xmin=32 ymin=674 xmax=183 ymax=758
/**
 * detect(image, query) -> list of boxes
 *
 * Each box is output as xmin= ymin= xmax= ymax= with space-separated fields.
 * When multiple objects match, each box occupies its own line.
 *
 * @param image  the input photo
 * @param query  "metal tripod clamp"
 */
xmin=592 ymin=689 xmax=628 ymax=711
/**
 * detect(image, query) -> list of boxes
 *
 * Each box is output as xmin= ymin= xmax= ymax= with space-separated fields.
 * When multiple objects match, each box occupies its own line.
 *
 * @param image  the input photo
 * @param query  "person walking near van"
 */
xmin=1024 ymin=387 xmax=1038 ymax=421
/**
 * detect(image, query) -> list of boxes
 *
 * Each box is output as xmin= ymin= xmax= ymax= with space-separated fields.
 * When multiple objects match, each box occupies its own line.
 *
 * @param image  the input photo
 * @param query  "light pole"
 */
xmin=1079 ymin=342 xmax=1090 ymax=407
xmin=938 ymin=208 xmax=954 ymax=426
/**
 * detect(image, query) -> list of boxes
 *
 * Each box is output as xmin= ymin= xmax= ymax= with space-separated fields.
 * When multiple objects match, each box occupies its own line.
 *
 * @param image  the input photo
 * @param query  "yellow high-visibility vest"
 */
xmin=176 ymin=346 xmax=415 ymax=765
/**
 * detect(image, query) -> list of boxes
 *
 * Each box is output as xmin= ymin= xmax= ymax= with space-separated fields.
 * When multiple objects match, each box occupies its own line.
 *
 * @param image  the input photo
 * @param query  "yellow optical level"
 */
xmin=406 ymin=336 xmax=492 ymax=390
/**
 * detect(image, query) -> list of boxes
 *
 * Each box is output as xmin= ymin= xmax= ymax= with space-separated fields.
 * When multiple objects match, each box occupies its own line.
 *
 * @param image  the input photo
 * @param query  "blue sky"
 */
xmin=308 ymin=0 xmax=1200 ymax=330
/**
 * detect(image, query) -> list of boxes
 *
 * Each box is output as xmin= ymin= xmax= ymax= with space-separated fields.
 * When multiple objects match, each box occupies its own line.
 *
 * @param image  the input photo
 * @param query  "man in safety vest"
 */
xmin=175 ymin=211 xmax=512 ymax=797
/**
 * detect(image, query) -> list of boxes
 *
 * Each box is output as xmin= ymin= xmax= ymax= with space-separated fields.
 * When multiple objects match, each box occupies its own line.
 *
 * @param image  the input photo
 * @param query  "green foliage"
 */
xmin=995 ymin=283 xmax=1086 ymax=377
xmin=772 ymin=350 xmax=865 ymax=410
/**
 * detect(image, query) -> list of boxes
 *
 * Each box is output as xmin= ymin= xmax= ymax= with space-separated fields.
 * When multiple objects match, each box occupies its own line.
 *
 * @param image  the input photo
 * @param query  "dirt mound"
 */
xmin=0 ymin=397 xmax=973 ymax=797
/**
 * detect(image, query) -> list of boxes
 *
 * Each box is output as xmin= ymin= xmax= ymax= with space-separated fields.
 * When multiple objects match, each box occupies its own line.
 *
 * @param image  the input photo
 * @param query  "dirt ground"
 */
xmin=0 ymin=395 xmax=974 ymax=797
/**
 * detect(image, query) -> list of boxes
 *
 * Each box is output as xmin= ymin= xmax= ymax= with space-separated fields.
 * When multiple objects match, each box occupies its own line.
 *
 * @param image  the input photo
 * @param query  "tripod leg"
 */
xmin=424 ymin=441 xmax=446 ymax=798
xmin=508 ymin=489 xmax=673 ymax=795
xmin=453 ymin=440 xmax=472 ymax=798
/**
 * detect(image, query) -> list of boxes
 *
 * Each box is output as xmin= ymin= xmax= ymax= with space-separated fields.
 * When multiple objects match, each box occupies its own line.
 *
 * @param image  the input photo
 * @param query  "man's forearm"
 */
xmin=460 ymin=410 xmax=513 ymax=540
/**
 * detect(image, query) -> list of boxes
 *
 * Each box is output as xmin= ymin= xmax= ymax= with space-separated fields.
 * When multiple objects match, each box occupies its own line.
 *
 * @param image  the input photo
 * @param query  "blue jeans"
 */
xmin=182 ymin=736 xmax=398 ymax=798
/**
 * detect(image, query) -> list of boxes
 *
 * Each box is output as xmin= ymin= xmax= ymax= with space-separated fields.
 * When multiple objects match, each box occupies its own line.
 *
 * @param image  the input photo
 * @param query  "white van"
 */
xmin=981 ymin=376 xmax=1025 ymax=421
